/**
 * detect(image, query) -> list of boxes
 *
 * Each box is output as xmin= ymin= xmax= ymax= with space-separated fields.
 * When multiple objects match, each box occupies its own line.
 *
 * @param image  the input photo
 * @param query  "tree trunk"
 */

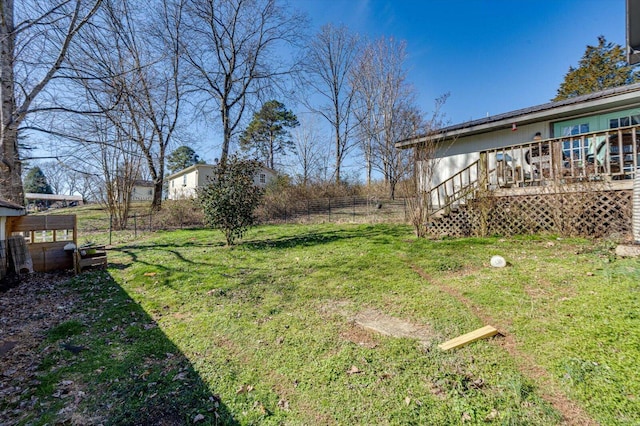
xmin=334 ymin=109 xmax=341 ymax=183
xmin=0 ymin=0 xmax=23 ymax=205
xmin=221 ymin=103 xmax=231 ymax=166
xmin=152 ymin=179 xmax=163 ymax=211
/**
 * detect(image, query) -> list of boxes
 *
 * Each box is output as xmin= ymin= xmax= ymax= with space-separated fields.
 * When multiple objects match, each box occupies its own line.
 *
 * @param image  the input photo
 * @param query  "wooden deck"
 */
xmin=493 ymin=179 xmax=633 ymax=197
xmin=484 ymin=126 xmax=640 ymax=189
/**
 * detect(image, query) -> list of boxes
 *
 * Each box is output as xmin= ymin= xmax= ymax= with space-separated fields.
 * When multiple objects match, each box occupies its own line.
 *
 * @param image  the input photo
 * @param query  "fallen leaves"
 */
xmin=0 ymin=272 xmax=87 ymax=424
xmin=347 ymin=365 xmax=362 ymax=375
xmin=277 ymin=398 xmax=290 ymax=411
xmin=236 ymin=384 xmax=254 ymax=394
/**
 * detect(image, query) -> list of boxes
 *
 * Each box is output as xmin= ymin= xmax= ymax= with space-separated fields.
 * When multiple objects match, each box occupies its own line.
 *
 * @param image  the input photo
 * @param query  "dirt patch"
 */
xmin=339 ymin=324 xmax=379 ymax=349
xmin=322 ymin=301 xmax=434 ymax=347
xmin=353 ymin=308 xmax=433 ymax=346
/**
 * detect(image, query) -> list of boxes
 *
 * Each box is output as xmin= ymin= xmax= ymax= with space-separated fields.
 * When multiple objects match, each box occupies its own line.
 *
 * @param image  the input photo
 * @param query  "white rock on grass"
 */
xmin=490 ymin=255 xmax=506 ymax=268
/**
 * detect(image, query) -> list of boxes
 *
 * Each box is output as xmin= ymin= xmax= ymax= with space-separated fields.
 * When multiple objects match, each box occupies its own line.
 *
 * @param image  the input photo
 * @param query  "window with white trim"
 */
xmin=609 ymin=114 xmax=640 ymax=129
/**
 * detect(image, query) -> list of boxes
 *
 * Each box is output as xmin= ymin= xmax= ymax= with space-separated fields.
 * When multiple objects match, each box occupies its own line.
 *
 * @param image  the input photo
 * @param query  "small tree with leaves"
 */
xmin=553 ymin=35 xmax=640 ymax=101
xmin=239 ymin=100 xmax=299 ymax=170
xmin=197 ymin=156 xmax=264 ymax=245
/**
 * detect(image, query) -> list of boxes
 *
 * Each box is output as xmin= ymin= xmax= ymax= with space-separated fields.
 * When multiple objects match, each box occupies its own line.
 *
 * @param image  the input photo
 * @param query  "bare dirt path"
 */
xmin=408 ymin=263 xmax=598 ymax=426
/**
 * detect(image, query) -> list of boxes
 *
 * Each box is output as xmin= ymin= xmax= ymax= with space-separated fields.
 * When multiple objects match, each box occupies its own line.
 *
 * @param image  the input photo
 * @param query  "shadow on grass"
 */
xmin=244 ymin=225 xmax=408 ymax=250
xmin=34 ymin=271 xmax=238 ymax=425
xmin=108 ymin=226 xmax=412 ymax=287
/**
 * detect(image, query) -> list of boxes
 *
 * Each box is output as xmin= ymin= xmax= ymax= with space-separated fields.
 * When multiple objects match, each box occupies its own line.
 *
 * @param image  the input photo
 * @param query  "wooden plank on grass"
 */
xmin=438 ymin=325 xmax=499 ymax=351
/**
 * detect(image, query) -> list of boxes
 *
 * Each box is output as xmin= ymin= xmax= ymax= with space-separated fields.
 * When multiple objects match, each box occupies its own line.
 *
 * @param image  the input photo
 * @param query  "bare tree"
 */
xmin=300 ymin=24 xmax=360 ymax=184
xmin=352 ymin=37 xmax=422 ymax=199
xmin=65 ymin=0 xmax=186 ymax=211
xmin=289 ymin=116 xmax=326 ymax=186
xmin=183 ymin=0 xmax=304 ymax=166
xmin=403 ymin=94 xmax=450 ymax=237
xmin=39 ymin=161 xmax=69 ymax=195
xmin=71 ymin=111 xmax=142 ymax=229
xmin=0 ymin=0 xmax=102 ymax=205
xmin=67 ymin=170 xmax=97 ymax=201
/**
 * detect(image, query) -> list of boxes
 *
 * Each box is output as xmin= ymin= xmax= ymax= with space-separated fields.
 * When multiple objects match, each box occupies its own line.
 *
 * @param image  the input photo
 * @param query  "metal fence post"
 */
xmin=353 ymin=196 xmax=356 ymax=219
xmin=134 ymin=213 xmax=137 ymax=238
xmin=404 ymin=198 xmax=407 ymax=221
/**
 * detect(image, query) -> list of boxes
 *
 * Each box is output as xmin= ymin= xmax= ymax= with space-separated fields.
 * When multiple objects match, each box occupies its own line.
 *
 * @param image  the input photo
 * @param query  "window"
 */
xmin=259 ymin=173 xmax=266 ymax=184
xmin=561 ymin=123 xmax=590 ymax=165
xmin=609 ymin=114 xmax=640 ymax=129
xmin=561 ymin=123 xmax=589 ymax=136
xmin=182 ymin=175 xmax=187 ymax=186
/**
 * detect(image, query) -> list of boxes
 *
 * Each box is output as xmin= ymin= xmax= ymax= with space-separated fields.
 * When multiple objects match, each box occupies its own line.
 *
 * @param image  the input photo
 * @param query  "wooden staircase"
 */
xmin=425 ymin=160 xmax=482 ymax=224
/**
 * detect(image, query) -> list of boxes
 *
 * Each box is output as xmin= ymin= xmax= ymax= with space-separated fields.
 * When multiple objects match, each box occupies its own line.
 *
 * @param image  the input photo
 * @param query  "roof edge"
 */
xmin=397 ymin=82 xmax=640 ymax=148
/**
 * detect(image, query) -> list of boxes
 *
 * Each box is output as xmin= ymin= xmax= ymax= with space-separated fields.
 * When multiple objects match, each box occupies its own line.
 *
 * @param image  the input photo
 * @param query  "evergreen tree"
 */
xmin=553 ymin=36 xmax=640 ymax=101
xmin=239 ymin=100 xmax=299 ymax=170
xmin=23 ymin=166 xmax=53 ymax=194
xmin=166 ymin=146 xmax=204 ymax=174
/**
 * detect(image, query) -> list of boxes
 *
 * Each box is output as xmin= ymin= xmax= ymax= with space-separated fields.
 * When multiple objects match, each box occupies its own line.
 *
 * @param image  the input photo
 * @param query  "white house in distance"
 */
xmin=130 ymin=180 xmax=155 ymax=202
xmin=166 ymin=163 xmax=277 ymax=200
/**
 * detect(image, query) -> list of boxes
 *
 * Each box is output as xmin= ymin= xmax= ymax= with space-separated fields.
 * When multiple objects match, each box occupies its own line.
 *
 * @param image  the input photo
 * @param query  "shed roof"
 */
xmin=397 ymin=82 xmax=640 ymax=148
xmin=25 ymin=193 xmax=83 ymax=202
xmin=0 ymin=198 xmax=26 ymax=216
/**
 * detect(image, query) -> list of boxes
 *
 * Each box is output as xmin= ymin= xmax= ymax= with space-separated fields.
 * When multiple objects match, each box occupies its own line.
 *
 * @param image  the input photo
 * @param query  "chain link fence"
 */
xmin=86 ymin=196 xmax=410 ymax=243
xmin=256 ymin=196 xmax=409 ymax=224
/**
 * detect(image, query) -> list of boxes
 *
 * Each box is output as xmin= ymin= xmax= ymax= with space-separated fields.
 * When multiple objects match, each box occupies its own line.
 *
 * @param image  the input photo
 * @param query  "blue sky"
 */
xmin=295 ymin=0 xmax=628 ymax=125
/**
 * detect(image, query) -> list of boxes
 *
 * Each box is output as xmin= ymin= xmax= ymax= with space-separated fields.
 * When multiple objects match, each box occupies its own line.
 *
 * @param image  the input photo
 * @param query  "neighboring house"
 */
xmin=25 ymin=193 xmax=84 ymax=211
xmin=166 ymin=163 xmax=277 ymax=200
xmin=397 ymin=83 xmax=640 ymax=238
xmin=0 ymin=199 xmax=26 ymax=241
xmin=112 ymin=180 xmax=155 ymax=203
xmin=130 ymin=180 xmax=155 ymax=202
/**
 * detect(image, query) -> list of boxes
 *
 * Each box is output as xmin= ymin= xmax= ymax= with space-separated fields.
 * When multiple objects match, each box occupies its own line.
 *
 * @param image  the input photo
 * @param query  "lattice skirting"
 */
xmin=427 ymin=189 xmax=632 ymax=239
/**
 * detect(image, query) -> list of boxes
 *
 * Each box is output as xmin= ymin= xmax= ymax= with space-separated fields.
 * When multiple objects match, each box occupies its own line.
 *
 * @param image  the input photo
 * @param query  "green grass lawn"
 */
xmin=11 ymin=223 xmax=640 ymax=425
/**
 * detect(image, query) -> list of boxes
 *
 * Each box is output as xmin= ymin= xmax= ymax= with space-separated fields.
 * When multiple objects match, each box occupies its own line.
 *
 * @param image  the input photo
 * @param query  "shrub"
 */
xmin=153 ymin=199 xmax=204 ymax=229
xmin=197 ymin=156 xmax=264 ymax=245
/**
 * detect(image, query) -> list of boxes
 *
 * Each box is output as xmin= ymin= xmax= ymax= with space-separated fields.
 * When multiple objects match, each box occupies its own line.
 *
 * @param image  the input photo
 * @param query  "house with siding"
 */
xmin=130 ymin=180 xmax=155 ymax=202
xmin=166 ymin=163 xmax=277 ymax=200
xmin=397 ymin=83 xmax=640 ymax=238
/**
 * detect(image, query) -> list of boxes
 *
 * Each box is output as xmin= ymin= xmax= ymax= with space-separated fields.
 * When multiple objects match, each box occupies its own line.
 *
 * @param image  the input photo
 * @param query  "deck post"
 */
xmin=479 ymin=152 xmax=488 ymax=191
xmin=551 ymin=139 xmax=563 ymax=181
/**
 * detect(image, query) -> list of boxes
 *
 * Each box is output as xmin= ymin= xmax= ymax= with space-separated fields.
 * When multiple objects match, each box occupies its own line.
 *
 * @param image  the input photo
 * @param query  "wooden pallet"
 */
xmin=74 ymin=246 xmax=107 ymax=273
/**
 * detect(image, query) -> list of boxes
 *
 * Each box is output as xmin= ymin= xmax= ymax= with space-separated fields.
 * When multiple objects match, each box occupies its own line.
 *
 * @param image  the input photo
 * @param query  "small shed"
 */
xmin=1 ymin=199 xmax=26 ymax=280
xmin=1 ymin=199 xmax=26 ymax=241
